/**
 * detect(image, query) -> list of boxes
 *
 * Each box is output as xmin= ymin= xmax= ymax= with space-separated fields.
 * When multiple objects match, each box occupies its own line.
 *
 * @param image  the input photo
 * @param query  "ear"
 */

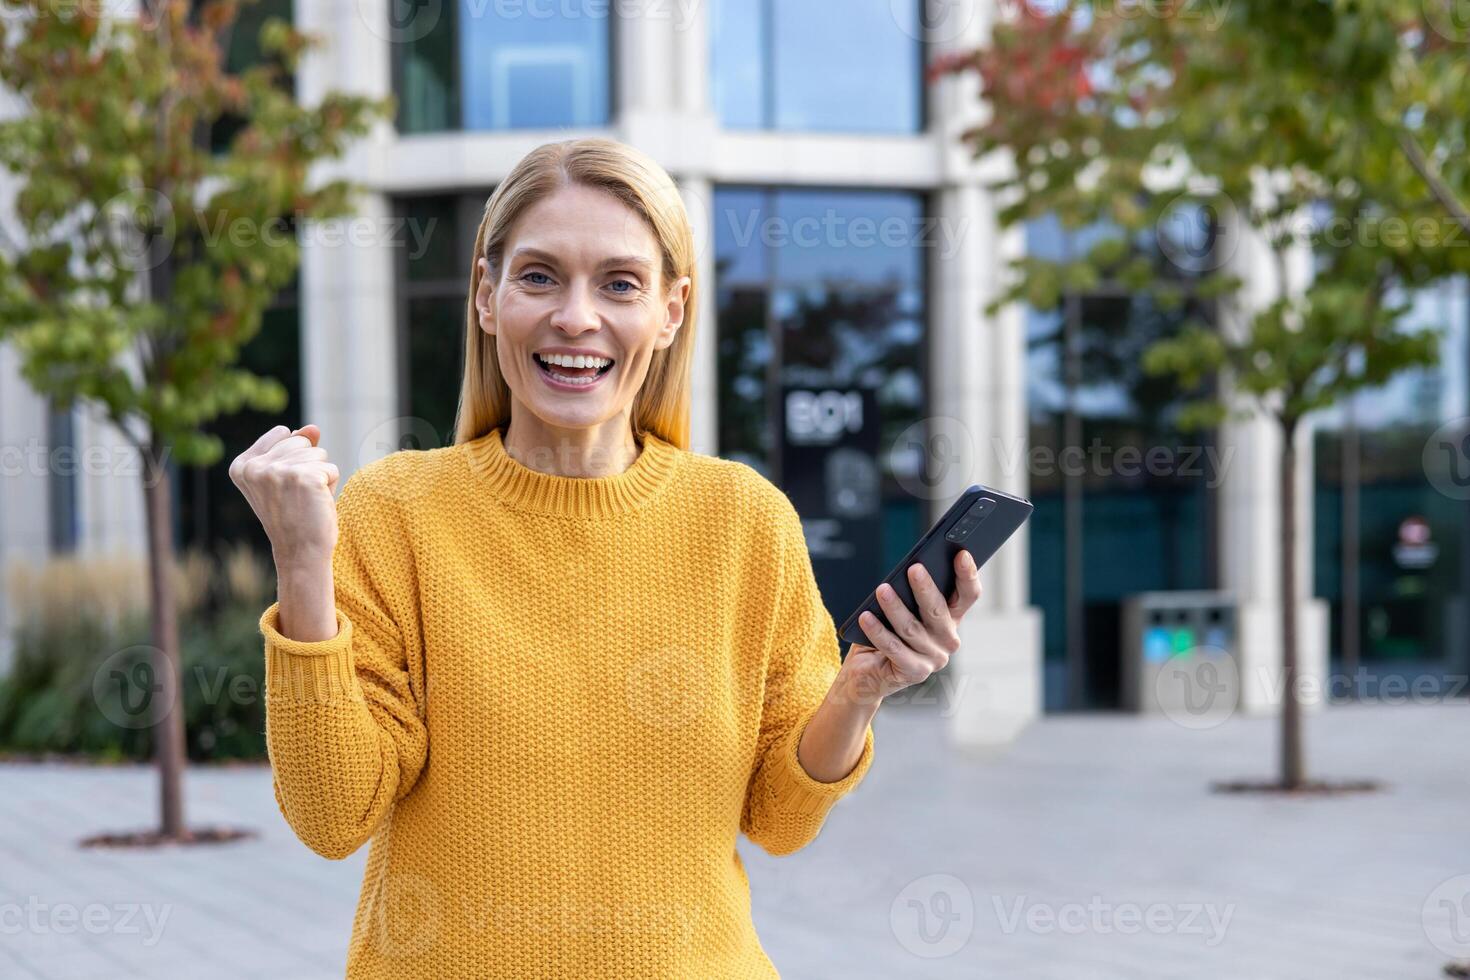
xmin=655 ymin=274 xmax=692 ymax=351
xmin=474 ymin=257 xmax=497 ymax=336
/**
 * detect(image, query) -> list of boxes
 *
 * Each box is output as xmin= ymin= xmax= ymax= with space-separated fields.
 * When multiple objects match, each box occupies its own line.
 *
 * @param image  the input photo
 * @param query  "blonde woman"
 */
xmin=231 ymin=137 xmax=982 ymax=978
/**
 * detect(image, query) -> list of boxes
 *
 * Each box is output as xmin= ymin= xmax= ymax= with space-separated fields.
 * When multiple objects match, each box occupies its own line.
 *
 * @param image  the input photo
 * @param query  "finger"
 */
xmin=949 ymin=550 xmax=983 ymax=618
xmin=263 ymin=434 xmax=322 ymax=462
xmin=292 ymin=423 xmax=321 ymax=447
xmin=900 ymin=565 xmax=959 ymax=659
xmin=873 ymin=580 xmax=936 ymax=656
xmin=238 ymin=424 xmax=292 ymax=465
xmin=858 ymin=611 xmax=930 ymax=677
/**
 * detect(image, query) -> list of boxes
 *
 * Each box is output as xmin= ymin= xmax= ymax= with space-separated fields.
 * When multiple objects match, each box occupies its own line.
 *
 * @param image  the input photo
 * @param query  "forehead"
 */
xmin=507 ymin=183 xmax=660 ymax=268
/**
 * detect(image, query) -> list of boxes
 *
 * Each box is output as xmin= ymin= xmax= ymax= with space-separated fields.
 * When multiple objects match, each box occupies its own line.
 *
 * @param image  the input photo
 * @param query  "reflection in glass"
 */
xmin=1314 ymin=277 xmax=1468 ymax=675
xmin=1025 ymin=213 xmax=1220 ymax=710
xmin=396 ymin=2 xmax=610 ymax=133
xmin=712 ymin=0 xmax=922 ymax=134
xmin=715 ymin=186 xmax=927 ymax=623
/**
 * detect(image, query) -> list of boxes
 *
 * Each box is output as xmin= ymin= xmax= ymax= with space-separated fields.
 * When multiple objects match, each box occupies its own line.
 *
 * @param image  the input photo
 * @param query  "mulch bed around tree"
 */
xmin=78 ymin=826 xmax=259 ymax=849
xmin=1210 ymin=778 xmax=1383 ymax=797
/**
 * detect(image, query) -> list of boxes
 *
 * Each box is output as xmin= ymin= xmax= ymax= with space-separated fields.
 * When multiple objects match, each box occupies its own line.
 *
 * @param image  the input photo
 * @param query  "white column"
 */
xmin=298 ymin=193 xmax=404 ymax=472
xmin=0 ymin=339 xmax=52 ymax=673
xmin=296 ymin=0 xmax=402 ymax=472
xmin=1217 ymin=211 xmax=1329 ymax=714
xmin=680 ymin=175 xmax=719 ymax=457
xmin=72 ymin=403 xmax=148 ymax=558
xmin=931 ymin=1 xmax=1043 ymax=748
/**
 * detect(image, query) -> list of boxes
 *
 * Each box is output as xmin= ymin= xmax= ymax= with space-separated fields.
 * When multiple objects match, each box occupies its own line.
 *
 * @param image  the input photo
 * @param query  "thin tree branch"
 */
xmin=1397 ymin=128 xmax=1470 ymax=238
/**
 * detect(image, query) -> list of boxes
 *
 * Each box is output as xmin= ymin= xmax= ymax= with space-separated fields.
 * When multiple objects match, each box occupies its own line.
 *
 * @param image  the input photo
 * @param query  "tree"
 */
xmin=0 ymin=0 xmax=391 ymax=840
xmin=932 ymin=1 xmax=1464 ymax=789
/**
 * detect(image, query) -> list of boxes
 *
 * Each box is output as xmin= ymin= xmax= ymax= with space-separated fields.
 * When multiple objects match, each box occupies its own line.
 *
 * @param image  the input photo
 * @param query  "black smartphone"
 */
xmin=836 ymin=484 xmax=1034 ymax=652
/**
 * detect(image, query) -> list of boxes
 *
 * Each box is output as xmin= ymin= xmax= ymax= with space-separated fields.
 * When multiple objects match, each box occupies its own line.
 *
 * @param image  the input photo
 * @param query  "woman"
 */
xmin=232 ymin=137 xmax=982 ymax=978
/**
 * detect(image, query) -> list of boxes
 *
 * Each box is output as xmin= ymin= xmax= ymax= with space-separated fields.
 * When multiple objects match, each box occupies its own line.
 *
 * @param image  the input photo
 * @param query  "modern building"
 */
xmin=1 ymin=1 xmax=1465 ymax=744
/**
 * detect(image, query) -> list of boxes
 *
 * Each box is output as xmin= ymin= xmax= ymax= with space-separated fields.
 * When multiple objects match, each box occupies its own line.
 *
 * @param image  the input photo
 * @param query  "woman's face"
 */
xmin=474 ymin=183 xmax=691 ymax=434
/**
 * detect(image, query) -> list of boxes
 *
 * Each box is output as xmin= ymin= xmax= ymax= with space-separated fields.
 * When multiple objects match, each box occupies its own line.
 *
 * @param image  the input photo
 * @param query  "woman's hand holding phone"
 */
xmin=838 ymin=550 xmax=983 ymax=704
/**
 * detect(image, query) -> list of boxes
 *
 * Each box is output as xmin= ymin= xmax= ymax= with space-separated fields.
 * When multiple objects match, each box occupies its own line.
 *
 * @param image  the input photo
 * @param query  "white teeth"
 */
xmin=537 ymin=352 xmax=611 ymax=369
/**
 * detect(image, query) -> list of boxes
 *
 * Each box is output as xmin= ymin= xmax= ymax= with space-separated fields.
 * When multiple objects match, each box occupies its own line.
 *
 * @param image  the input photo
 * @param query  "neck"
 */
xmin=501 ymin=413 xmax=641 ymax=479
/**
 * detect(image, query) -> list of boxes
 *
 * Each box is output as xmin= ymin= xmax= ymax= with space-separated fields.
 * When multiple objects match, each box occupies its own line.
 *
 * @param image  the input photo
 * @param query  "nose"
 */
xmin=550 ymin=279 xmax=601 ymax=335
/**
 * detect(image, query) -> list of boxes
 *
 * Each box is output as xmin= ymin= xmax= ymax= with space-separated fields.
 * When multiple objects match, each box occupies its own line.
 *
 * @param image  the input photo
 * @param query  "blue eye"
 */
xmin=521 ymin=271 xmax=552 ymax=285
xmin=609 ymin=279 xmax=635 ymax=294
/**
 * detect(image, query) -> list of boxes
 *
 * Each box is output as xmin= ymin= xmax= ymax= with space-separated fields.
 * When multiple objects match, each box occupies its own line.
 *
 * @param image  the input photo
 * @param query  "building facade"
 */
xmin=1 ymin=1 xmax=1465 ymax=741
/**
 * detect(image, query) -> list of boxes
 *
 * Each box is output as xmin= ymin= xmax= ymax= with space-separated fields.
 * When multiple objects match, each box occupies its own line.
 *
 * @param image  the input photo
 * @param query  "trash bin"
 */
xmin=1120 ymin=591 xmax=1239 ymax=718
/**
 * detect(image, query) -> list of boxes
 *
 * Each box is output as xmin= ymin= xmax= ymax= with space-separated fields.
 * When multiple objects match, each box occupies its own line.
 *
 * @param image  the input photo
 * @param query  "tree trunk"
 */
xmin=1279 ymin=422 xmax=1305 ymax=789
xmin=143 ymin=442 xmax=186 ymax=837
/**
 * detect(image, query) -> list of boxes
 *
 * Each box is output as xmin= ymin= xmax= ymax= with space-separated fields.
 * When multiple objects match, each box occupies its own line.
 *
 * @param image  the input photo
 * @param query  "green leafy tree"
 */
xmin=0 ymin=0 xmax=391 ymax=839
xmin=933 ymin=1 xmax=1464 ymax=789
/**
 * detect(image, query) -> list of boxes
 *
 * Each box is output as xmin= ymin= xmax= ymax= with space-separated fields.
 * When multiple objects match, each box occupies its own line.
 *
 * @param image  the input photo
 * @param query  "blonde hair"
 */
xmin=451 ymin=138 xmax=698 ymax=450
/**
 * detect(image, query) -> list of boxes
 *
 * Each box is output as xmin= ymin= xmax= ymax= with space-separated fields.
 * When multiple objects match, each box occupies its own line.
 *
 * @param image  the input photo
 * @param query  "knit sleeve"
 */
xmin=740 ymin=490 xmax=875 ymax=857
xmin=257 ymin=467 xmax=429 ymax=861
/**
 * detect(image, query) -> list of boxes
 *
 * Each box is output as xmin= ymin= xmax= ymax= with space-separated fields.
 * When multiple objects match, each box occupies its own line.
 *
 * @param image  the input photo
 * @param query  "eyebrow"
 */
xmin=510 ymin=247 xmax=655 ymax=274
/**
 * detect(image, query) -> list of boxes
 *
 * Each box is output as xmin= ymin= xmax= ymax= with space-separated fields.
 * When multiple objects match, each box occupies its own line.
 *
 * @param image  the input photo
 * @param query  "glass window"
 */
xmin=395 ymin=194 xmax=486 ymax=446
xmin=714 ymin=186 xmax=928 ymax=629
xmin=1313 ymin=276 xmax=1469 ymax=678
xmin=397 ymin=2 xmax=611 ymax=134
xmin=1024 ymin=211 xmax=1222 ymax=711
xmin=712 ymin=0 xmax=923 ymax=134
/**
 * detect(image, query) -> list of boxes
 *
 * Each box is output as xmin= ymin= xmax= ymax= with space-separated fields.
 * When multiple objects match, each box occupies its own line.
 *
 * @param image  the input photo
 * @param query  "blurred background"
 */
xmin=0 ymin=1 xmax=1467 ymax=977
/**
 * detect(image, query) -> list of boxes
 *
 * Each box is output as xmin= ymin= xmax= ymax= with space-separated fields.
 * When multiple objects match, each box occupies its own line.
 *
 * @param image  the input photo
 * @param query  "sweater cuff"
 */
xmin=764 ymin=710 xmax=875 ymax=817
xmin=259 ymin=600 xmax=360 ymax=703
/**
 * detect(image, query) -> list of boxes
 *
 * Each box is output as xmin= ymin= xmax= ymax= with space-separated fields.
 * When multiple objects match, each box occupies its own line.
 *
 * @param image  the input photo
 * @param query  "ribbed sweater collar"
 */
xmin=461 ymin=426 xmax=680 ymax=518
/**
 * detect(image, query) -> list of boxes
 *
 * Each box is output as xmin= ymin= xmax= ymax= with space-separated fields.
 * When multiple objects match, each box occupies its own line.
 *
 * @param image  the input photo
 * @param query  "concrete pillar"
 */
xmin=1217 ymin=209 xmax=1329 ymax=714
xmin=931 ymin=1 xmax=1044 ymax=748
xmin=679 ymin=174 xmax=719 ymax=458
xmin=295 ymin=0 xmax=401 ymax=471
xmin=0 ymin=338 xmax=52 ymax=672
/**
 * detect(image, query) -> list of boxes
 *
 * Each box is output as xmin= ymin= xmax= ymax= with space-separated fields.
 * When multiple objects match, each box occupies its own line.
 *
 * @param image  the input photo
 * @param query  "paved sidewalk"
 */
xmin=0 ymin=702 xmax=1464 ymax=979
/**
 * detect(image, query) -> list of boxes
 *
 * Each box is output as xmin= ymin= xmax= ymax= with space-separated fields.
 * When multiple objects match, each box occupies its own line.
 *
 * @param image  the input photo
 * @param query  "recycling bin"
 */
xmin=1120 ymin=591 xmax=1239 ymax=716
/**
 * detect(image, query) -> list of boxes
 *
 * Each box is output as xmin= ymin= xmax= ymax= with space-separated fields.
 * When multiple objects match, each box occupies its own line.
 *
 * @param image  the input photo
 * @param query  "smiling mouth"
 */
xmin=533 ymin=353 xmax=615 ymax=385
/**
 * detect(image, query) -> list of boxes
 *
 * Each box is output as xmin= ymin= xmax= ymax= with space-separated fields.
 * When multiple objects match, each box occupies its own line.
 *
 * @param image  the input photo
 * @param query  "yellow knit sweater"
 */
xmin=257 ymin=425 xmax=876 ymax=979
